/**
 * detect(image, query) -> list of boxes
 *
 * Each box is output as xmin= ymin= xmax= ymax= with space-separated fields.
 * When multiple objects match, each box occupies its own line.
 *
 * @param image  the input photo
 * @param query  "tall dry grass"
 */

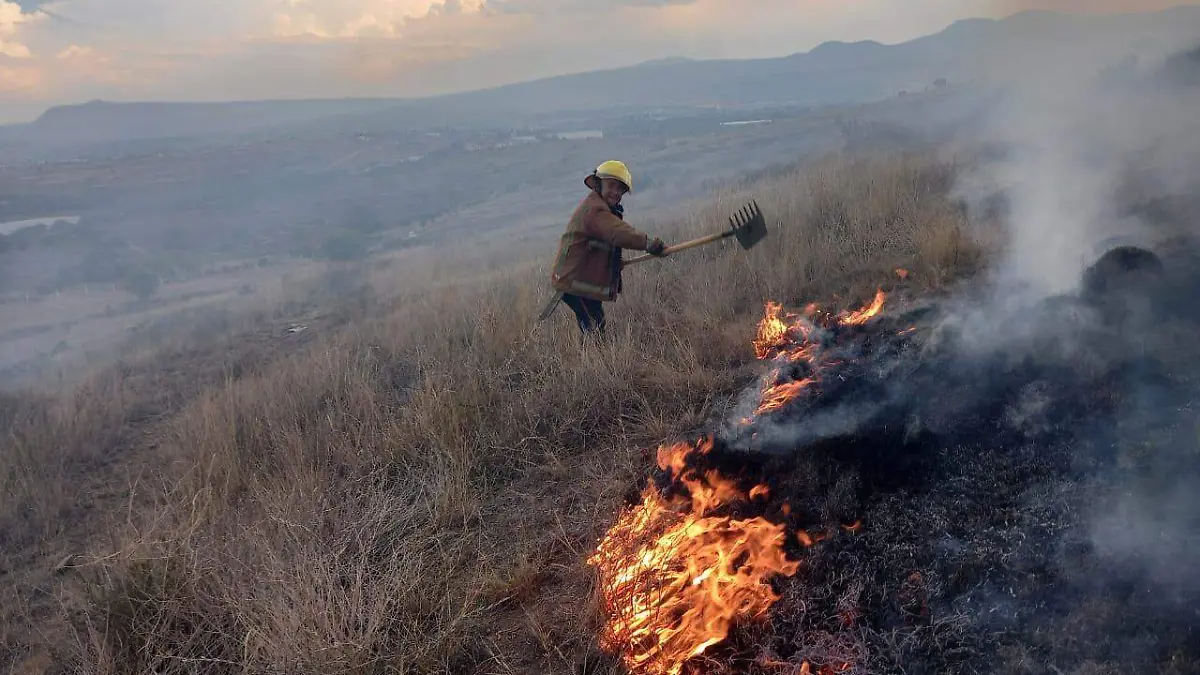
xmin=1 ymin=151 xmax=988 ymax=674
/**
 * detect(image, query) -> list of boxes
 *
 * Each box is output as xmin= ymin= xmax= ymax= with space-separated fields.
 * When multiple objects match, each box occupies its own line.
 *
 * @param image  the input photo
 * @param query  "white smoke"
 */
xmin=954 ymin=26 xmax=1200 ymax=299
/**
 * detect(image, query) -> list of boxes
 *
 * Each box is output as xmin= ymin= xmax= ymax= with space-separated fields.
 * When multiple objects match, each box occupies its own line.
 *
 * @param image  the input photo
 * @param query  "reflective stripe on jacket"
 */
xmin=550 ymin=191 xmax=650 ymax=302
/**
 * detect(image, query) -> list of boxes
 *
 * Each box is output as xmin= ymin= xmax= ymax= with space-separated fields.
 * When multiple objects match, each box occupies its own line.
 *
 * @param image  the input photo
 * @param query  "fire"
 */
xmin=756 ymin=378 xmax=817 ymax=416
xmin=588 ymin=288 xmax=895 ymax=674
xmin=587 ymin=437 xmax=801 ymax=675
xmin=745 ymin=289 xmax=890 ymax=420
xmin=753 ymin=301 xmax=795 ymax=360
xmin=838 ymin=289 xmax=886 ymax=326
xmin=793 ymin=661 xmax=853 ymax=675
xmin=753 ymin=303 xmax=823 ymax=361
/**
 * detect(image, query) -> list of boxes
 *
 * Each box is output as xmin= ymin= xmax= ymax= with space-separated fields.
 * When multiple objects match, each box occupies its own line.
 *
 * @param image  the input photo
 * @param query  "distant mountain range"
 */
xmin=7 ymin=5 xmax=1200 ymax=146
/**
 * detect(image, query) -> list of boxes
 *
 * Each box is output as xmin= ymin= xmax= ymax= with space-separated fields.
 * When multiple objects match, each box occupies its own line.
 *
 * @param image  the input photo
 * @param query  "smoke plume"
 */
xmin=677 ymin=38 xmax=1200 ymax=674
xmin=954 ymin=25 xmax=1200 ymax=299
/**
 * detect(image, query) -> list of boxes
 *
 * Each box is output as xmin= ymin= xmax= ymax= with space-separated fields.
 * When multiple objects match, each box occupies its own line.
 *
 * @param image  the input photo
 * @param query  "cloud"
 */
xmin=51 ymin=43 xmax=147 ymax=85
xmin=483 ymin=0 xmax=697 ymax=14
xmin=261 ymin=0 xmax=699 ymax=40
xmin=268 ymin=0 xmax=485 ymax=38
xmin=0 ymin=0 xmax=41 ymax=58
xmin=0 ymin=41 xmax=30 ymax=58
xmin=1 ymin=0 xmax=1198 ymax=122
xmin=54 ymin=42 xmax=86 ymax=59
xmin=0 ymin=61 xmax=39 ymax=89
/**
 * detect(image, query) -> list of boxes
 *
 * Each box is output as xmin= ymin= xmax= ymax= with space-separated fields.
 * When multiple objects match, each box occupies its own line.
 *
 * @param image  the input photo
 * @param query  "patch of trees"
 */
xmin=0 ymin=218 xmax=171 ymax=300
xmin=0 ymin=195 xmax=88 ymax=223
xmin=320 ymin=229 xmax=370 ymax=261
xmin=1162 ymin=43 xmax=1200 ymax=87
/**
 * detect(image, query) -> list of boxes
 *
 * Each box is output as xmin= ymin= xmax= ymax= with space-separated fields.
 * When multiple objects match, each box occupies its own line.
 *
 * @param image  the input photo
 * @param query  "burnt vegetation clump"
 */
xmin=652 ymin=243 xmax=1200 ymax=674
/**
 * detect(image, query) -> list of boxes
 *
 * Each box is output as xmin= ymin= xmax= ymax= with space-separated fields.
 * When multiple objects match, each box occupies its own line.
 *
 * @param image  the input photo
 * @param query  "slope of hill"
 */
xmin=32 ymin=98 xmax=405 ymax=142
xmin=0 ymin=98 xmax=409 ymax=153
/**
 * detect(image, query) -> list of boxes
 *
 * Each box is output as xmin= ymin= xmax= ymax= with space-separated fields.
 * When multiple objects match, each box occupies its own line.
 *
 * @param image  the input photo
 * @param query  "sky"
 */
xmin=0 ymin=0 xmax=1195 ymax=122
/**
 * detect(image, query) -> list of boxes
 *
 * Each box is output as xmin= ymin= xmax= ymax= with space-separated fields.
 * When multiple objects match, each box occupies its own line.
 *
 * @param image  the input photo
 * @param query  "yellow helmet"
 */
xmin=585 ymin=160 xmax=633 ymax=193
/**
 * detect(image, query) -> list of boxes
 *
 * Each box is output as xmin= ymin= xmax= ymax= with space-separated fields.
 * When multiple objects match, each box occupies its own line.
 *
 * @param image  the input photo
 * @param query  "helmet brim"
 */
xmin=585 ymin=173 xmax=631 ymax=193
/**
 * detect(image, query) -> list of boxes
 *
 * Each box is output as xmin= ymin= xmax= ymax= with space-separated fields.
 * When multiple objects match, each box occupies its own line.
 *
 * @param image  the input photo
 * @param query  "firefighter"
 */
xmin=546 ymin=160 xmax=667 ymax=337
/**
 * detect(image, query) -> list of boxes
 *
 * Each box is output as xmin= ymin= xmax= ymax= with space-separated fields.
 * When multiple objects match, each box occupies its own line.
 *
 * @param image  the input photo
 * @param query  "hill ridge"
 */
xmin=12 ymin=5 xmax=1200 ymax=143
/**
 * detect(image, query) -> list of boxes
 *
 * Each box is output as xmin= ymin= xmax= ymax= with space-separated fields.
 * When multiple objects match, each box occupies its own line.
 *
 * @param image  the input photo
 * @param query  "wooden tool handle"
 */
xmin=622 ymin=231 xmax=733 ymax=268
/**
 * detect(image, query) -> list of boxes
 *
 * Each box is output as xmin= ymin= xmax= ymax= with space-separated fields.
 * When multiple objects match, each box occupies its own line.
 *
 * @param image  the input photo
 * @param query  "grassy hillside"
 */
xmin=0 ymin=151 xmax=982 ymax=674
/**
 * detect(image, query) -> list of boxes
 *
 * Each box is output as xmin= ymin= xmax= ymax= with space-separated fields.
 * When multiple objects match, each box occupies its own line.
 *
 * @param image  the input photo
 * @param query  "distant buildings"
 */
xmin=463 ymin=129 xmax=604 ymax=151
xmin=0 ymin=215 xmax=82 ymax=236
xmin=551 ymin=130 xmax=604 ymax=140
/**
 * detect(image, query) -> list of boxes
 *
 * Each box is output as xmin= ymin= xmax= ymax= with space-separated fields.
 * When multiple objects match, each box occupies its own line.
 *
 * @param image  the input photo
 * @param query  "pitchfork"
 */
xmin=535 ymin=201 xmax=769 ymax=323
xmin=621 ymin=199 xmax=769 ymax=268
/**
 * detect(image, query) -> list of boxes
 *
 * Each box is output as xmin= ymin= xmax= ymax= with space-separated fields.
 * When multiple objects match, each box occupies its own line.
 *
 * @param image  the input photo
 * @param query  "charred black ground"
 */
xmin=647 ymin=244 xmax=1200 ymax=675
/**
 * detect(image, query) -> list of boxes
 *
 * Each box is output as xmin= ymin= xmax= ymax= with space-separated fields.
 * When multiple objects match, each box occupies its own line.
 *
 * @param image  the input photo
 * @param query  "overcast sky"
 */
xmin=0 ymin=0 xmax=1194 ymax=122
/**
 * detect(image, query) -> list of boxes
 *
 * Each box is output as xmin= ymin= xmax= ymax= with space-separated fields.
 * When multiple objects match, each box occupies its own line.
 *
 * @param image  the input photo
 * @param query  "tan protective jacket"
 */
xmin=549 ymin=191 xmax=651 ymax=302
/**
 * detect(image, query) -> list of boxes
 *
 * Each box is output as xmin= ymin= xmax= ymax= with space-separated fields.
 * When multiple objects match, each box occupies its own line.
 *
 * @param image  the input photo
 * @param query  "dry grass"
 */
xmin=0 ymin=151 xmax=986 ymax=674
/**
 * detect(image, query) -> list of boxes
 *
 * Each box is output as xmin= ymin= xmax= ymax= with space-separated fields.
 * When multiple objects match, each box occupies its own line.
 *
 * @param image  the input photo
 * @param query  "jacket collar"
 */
xmin=586 ymin=190 xmax=624 ymax=218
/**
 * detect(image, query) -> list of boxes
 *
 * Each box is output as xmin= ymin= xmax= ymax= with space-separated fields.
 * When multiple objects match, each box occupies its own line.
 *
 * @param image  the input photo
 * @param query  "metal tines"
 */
xmin=729 ymin=199 xmax=768 ymax=250
xmin=731 ymin=199 xmax=762 ymax=230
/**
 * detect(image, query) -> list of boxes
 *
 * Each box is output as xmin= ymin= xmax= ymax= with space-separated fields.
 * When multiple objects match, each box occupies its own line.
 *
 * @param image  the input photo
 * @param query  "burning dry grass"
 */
xmin=588 ymin=437 xmax=801 ymax=675
xmin=2 ymin=151 xmax=984 ymax=673
xmin=598 ymin=239 xmax=1200 ymax=675
xmin=585 ymin=287 xmax=925 ymax=675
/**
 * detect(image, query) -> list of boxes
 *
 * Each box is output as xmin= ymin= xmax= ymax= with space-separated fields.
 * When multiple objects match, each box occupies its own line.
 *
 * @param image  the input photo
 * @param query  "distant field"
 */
xmin=0 ymin=259 xmax=333 ymax=388
xmin=0 ymin=90 xmax=972 ymax=387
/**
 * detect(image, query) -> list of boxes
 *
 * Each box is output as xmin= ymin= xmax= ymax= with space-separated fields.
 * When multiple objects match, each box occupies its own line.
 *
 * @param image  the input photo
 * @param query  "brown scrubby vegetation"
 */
xmin=1 ymin=151 xmax=985 ymax=674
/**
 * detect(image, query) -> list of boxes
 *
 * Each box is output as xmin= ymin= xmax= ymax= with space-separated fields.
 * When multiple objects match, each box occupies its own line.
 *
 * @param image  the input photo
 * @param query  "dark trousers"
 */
xmin=561 ymin=293 xmax=607 ymax=337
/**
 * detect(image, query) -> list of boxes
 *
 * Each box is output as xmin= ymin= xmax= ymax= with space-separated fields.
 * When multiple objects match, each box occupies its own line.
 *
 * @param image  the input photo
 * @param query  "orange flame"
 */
xmin=838 ymin=289 xmax=886 ymax=326
xmin=756 ymin=378 xmax=817 ymax=416
xmin=753 ymin=302 xmax=793 ymax=360
xmin=589 ymin=289 xmax=894 ymax=674
xmin=781 ymin=342 xmax=819 ymax=363
xmin=587 ymin=437 xmax=801 ymax=675
xmin=746 ymin=290 xmax=889 ymax=421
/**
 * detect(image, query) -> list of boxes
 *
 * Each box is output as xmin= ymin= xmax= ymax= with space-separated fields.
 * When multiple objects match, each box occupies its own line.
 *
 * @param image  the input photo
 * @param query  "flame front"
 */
xmin=838 ymin=289 xmax=886 ymax=326
xmin=752 ymin=301 xmax=793 ymax=360
xmin=587 ymin=437 xmax=800 ymax=675
xmin=588 ymin=290 xmax=892 ymax=674
xmin=746 ymin=289 xmax=890 ymax=419
xmin=756 ymin=377 xmax=817 ymax=416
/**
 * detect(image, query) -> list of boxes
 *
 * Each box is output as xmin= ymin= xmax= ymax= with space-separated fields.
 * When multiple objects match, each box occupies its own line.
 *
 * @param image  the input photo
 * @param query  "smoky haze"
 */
xmin=708 ymin=226 xmax=1200 ymax=671
xmin=993 ymin=0 xmax=1199 ymax=14
xmin=4 ymin=4 xmax=1200 ymax=674
xmin=954 ymin=30 xmax=1200 ymax=299
xmin=1 ymin=5 xmax=1198 ymax=391
xmin=696 ymin=26 xmax=1200 ymax=671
